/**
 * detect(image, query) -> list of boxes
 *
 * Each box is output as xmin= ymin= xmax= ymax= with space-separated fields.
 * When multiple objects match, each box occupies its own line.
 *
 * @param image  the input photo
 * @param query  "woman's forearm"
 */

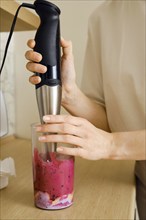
xmin=110 ymin=130 xmax=146 ymax=160
xmin=62 ymin=84 xmax=110 ymax=132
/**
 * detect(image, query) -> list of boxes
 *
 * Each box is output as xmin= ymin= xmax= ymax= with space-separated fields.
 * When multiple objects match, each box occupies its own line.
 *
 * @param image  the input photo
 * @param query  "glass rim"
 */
xmin=31 ymin=122 xmax=41 ymax=128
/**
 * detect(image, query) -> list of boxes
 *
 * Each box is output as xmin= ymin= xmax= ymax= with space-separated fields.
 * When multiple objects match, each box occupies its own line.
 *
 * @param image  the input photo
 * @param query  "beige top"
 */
xmin=81 ymin=0 xmax=145 ymax=132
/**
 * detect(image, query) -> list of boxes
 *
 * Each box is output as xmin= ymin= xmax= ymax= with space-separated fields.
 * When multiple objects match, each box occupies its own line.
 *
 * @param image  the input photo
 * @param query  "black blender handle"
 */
xmin=34 ymin=0 xmax=61 ymax=88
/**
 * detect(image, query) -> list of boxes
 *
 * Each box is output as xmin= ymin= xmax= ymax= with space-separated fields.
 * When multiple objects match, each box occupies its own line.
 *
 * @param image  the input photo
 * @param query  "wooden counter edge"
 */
xmin=0 ymin=135 xmax=16 ymax=145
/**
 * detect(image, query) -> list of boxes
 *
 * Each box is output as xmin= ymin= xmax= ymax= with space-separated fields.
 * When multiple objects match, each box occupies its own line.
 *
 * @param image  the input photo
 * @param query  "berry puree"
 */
xmin=33 ymin=148 xmax=74 ymax=210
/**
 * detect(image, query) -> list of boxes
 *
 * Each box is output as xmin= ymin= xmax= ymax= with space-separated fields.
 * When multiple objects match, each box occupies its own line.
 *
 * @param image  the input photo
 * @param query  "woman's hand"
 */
xmin=36 ymin=114 xmax=146 ymax=160
xmin=25 ymin=38 xmax=110 ymax=130
xmin=36 ymin=114 xmax=114 ymax=160
xmin=25 ymin=38 xmax=77 ymax=106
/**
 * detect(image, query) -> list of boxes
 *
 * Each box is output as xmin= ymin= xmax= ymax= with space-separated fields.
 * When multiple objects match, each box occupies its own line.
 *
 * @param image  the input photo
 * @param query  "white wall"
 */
xmin=0 ymin=33 xmax=15 ymax=136
xmin=10 ymin=1 xmax=101 ymax=139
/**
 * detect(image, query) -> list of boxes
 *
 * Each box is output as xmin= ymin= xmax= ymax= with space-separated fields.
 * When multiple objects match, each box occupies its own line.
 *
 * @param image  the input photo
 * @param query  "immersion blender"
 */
xmin=0 ymin=0 xmax=62 ymax=153
xmin=34 ymin=0 xmax=62 ymax=120
xmin=34 ymin=0 xmax=62 ymax=153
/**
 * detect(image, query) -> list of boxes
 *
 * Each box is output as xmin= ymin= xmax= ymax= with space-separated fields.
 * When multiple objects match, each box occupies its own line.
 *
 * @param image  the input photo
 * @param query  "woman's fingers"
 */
xmin=36 ymin=115 xmax=88 ymax=148
xmin=27 ymin=38 xmax=73 ymax=57
xmin=29 ymin=75 xmax=41 ymax=84
xmin=57 ymin=146 xmax=101 ymax=160
xmin=57 ymin=146 xmax=87 ymax=158
xmin=25 ymin=40 xmax=47 ymax=79
xmin=36 ymin=122 xmax=83 ymax=138
xmin=40 ymin=115 xmax=89 ymax=139
xmin=35 ymin=114 xmax=112 ymax=160
xmin=43 ymin=114 xmax=87 ymax=127
xmin=25 ymin=50 xmax=42 ymax=62
xmin=26 ymin=61 xmax=47 ymax=73
xmin=61 ymin=38 xmax=73 ymax=59
xmin=27 ymin=39 xmax=35 ymax=49
xmin=25 ymin=51 xmax=46 ymax=85
xmin=38 ymin=134 xmax=84 ymax=148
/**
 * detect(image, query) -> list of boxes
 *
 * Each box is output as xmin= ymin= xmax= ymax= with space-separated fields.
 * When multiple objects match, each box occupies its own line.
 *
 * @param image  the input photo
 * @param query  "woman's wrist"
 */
xmin=107 ymin=130 xmax=146 ymax=160
xmin=61 ymin=83 xmax=79 ymax=108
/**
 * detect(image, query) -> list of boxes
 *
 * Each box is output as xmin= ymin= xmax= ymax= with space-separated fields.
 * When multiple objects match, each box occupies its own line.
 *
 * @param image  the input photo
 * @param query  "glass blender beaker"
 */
xmin=31 ymin=123 xmax=75 ymax=210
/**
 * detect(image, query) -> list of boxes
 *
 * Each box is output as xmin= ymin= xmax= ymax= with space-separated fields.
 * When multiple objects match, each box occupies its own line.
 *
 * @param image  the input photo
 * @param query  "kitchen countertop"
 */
xmin=0 ymin=136 xmax=135 ymax=220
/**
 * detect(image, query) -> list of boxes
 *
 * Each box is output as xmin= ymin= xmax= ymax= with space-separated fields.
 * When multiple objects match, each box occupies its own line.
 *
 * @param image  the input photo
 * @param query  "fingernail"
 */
xmin=57 ymin=147 xmax=64 ymax=152
xmin=43 ymin=66 xmax=47 ymax=72
xmin=39 ymin=136 xmax=46 ymax=141
xmin=33 ymin=77 xmax=40 ymax=84
xmin=43 ymin=115 xmax=51 ymax=122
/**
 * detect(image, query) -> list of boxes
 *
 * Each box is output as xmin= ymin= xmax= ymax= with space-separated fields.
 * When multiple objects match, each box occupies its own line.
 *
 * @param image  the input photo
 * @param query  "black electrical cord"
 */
xmin=0 ymin=3 xmax=35 ymax=75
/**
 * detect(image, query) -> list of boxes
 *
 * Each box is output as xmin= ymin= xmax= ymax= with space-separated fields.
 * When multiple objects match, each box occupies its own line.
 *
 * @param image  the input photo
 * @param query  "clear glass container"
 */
xmin=31 ymin=123 xmax=75 ymax=210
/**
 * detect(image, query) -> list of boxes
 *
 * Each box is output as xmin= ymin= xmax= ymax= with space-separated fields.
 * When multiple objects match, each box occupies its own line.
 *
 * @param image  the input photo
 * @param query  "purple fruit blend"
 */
xmin=33 ymin=148 xmax=74 ymax=210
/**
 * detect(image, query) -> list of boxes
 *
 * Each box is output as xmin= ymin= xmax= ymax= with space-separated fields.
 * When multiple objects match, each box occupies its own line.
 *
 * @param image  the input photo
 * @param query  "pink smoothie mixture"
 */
xmin=33 ymin=148 xmax=74 ymax=210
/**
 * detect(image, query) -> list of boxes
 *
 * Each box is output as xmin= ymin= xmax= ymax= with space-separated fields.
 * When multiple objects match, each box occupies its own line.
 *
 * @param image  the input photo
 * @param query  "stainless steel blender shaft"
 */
xmin=36 ymin=84 xmax=62 ymax=152
xmin=36 ymin=84 xmax=62 ymax=119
